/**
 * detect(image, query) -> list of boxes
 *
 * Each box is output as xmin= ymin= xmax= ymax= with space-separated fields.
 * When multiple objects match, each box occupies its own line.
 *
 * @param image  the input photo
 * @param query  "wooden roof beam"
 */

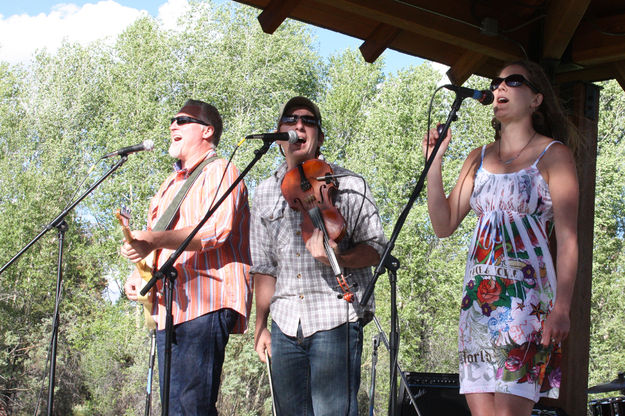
xmin=555 ymin=65 xmax=617 ymax=84
xmin=446 ymin=50 xmax=489 ymax=86
xmin=542 ymin=0 xmax=591 ymax=60
xmin=359 ymin=23 xmax=401 ymax=64
xmin=257 ymin=0 xmax=301 ymax=34
xmin=613 ymin=61 xmax=625 ymax=92
xmin=315 ymin=0 xmax=519 ymax=62
xmin=571 ymin=13 xmax=625 ymax=65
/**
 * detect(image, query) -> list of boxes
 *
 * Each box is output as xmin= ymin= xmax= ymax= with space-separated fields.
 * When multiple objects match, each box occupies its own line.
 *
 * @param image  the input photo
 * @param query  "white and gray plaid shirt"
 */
xmin=250 ymin=161 xmax=387 ymax=338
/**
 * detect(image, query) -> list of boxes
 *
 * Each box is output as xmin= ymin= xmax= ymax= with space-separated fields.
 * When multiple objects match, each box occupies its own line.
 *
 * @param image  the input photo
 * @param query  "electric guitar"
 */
xmin=116 ymin=208 xmax=157 ymax=330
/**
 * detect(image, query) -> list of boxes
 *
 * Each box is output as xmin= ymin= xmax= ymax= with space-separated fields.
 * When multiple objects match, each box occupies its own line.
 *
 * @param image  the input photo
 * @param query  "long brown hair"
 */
xmin=491 ymin=60 xmax=580 ymax=155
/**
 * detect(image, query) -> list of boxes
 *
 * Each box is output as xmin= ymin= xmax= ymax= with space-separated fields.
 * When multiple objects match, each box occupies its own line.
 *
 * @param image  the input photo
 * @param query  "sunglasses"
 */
xmin=170 ymin=116 xmax=209 ymax=126
xmin=280 ymin=114 xmax=320 ymax=127
xmin=490 ymin=74 xmax=540 ymax=93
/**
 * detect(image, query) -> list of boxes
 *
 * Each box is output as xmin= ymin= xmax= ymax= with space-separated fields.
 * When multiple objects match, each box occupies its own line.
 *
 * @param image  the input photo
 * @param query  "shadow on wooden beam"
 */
xmin=446 ymin=51 xmax=488 ymax=85
xmin=359 ymin=23 xmax=401 ymax=64
xmin=258 ymin=0 xmax=301 ymax=34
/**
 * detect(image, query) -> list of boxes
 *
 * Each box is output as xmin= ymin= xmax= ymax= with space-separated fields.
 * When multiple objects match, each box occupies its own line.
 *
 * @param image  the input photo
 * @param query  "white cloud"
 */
xmin=157 ymin=0 xmax=191 ymax=30
xmin=0 ymin=0 xmax=190 ymax=65
xmin=432 ymin=62 xmax=451 ymax=86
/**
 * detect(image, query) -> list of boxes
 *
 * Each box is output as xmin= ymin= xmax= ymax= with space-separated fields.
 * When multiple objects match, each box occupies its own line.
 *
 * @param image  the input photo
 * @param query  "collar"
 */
xmin=274 ymin=161 xmax=289 ymax=180
xmin=173 ymin=148 xmax=217 ymax=177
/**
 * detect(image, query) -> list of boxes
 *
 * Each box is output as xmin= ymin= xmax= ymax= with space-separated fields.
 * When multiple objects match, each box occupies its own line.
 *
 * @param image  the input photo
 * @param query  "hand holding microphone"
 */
xmin=421 ymin=84 xmax=489 ymax=161
xmin=422 ymin=123 xmax=452 ymax=162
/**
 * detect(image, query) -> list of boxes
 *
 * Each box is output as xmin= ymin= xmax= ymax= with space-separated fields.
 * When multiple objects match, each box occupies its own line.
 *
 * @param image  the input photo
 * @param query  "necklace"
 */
xmin=497 ymin=131 xmax=537 ymax=165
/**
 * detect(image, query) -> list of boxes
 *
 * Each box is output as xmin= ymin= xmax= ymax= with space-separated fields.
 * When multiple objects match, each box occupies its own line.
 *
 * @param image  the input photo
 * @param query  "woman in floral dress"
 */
xmin=422 ymin=60 xmax=579 ymax=416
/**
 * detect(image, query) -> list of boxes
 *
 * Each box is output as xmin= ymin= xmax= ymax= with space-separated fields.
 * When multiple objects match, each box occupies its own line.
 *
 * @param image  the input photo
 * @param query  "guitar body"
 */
xmin=116 ymin=209 xmax=157 ymax=330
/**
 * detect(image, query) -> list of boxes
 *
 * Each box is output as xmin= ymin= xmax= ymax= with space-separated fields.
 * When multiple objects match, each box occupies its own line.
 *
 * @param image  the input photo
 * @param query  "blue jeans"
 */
xmin=270 ymin=321 xmax=363 ymax=416
xmin=156 ymin=308 xmax=238 ymax=416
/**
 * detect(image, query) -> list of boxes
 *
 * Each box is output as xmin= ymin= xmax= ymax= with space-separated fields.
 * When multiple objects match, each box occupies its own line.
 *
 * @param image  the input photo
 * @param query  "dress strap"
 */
xmin=479 ymin=145 xmax=487 ymax=169
xmin=532 ymin=140 xmax=563 ymax=167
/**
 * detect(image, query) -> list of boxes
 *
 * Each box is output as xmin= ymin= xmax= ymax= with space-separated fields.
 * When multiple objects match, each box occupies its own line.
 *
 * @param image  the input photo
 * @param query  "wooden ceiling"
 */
xmin=232 ymin=0 xmax=625 ymax=90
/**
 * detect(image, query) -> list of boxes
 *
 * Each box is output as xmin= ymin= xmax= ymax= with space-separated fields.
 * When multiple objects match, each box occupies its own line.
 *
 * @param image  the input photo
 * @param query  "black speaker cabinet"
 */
xmin=397 ymin=372 xmax=471 ymax=416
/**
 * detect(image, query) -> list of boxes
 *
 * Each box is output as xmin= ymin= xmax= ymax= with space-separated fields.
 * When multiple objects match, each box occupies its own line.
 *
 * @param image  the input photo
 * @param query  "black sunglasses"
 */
xmin=490 ymin=74 xmax=540 ymax=93
xmin=170 ymin=116 xmax=209 ymax=126
xmin=280 ymin=114 xmax=320 ymax=127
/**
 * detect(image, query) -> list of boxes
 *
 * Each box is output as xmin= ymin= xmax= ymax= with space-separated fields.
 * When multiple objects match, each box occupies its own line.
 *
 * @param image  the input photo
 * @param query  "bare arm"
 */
xmin=422 ymin=126 xmax=479 ymax=237
xmin=254 ymin=273 xmax=276 ymax=363
xmin=120 ymin=227 xmax=203 ymax=263
xmin=121 ymin=160 xmax=246 ymax=263
xmin=540 ymin=143 xmax=579 ymax=346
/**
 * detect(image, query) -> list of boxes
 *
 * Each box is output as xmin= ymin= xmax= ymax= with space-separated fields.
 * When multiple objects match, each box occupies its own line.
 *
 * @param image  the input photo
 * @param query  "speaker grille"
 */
xmin=397 ymin=372 xmax=470 ymax=416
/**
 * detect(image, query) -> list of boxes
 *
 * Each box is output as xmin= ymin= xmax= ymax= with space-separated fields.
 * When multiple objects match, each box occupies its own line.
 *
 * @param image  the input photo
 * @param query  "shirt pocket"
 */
xmin=258 ymin=201 xmax=295 ymax=256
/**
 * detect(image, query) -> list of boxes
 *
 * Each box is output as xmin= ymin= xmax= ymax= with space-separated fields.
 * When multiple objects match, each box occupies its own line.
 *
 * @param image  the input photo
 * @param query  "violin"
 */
xmin=280 ymin=158 xmax=355 ymax=302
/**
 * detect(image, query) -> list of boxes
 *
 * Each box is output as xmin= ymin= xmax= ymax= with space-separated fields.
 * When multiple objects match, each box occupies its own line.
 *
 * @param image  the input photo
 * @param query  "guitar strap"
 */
xmin=151 ymin=155 xmax=218 ymax=232
xmin=149 ymin=155 xmax=218 ymax=282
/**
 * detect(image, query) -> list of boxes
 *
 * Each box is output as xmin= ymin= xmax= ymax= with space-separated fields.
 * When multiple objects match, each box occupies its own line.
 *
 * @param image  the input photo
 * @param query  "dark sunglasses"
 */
xmin=280 ymin=114 xmax=320 ymax=127
xmin=170 ymin=116 xmax=209 ymax=126
xmin=490 ymin=74 xmax=540 ymax=93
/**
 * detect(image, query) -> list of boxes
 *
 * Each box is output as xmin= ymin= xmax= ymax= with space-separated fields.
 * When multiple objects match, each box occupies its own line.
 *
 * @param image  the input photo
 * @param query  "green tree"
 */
xmin=588 ymin=79 xmax=625 ymax=392
xmin=1 ymin=1 xmax=624 ymax=413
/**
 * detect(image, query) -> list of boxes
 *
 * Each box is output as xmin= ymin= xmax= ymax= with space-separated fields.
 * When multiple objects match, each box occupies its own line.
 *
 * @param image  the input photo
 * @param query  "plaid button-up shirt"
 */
xmin=250 ymin=161 xmax=387 ymax=338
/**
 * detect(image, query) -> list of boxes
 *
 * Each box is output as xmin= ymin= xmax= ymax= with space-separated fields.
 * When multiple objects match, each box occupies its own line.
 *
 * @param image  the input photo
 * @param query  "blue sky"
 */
xmin=0 ymin=0 xmax=424 ymax=73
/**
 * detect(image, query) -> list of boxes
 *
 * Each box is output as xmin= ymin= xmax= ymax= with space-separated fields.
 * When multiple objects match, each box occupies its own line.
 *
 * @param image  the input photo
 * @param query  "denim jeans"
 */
xmin=156 ymin=308 xmax=238 ymax=416
xmin=270 ymin=321 xmax=363 ymax=416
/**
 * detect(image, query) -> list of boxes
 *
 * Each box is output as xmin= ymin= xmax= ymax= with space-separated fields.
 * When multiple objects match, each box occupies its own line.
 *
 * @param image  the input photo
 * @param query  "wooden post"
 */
xmin=540 ymin=81 xmax=600 ymax=416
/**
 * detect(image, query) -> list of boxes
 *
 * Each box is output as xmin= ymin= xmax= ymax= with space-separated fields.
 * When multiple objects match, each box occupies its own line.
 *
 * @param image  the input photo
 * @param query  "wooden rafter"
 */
xmin=257 ymin=0 xmax=301 ymax=34
xmin=571 ymin=13 xmax=625 ymax=65
xmin=542 ymin=0 xmax=591 ymax=60
xmin=314 ymin=0 xmax=519 ymax=62
xmin=614 ymin=61 xmax=625 ymax=91
xmin=233 ymin=0 xmax=625 ymax=95
xmin=359 ymin=23 xmax=401 ymax=64
xmin=447 ymin=51 xmax=489 ymax=86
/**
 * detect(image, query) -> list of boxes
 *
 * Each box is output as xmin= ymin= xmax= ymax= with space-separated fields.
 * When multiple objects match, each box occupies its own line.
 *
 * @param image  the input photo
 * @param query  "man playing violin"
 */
xmin=251 ymin=96 xmax=387 ymax=415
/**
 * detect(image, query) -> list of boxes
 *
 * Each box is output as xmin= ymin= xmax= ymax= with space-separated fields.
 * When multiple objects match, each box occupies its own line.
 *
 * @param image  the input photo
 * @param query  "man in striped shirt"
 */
xmin=251 ymin=97 xmax=387 ymax=415
xmin=122 ymin=99 xmax=251 ymax=415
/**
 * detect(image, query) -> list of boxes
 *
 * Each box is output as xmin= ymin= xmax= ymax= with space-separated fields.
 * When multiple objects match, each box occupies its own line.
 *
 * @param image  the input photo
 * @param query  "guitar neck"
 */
xmin=120 ymin=225 xmax=134 ymax=243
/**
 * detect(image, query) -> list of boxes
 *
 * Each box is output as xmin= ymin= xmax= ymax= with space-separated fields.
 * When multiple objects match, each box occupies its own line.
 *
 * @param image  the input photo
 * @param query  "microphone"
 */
xmin=245 ymin=130 xmax=299 ymax=144
xmin=443 ymin=84 xmax=494 ymax=105
xmin=102 ymin=140 xmax=154 ymax=159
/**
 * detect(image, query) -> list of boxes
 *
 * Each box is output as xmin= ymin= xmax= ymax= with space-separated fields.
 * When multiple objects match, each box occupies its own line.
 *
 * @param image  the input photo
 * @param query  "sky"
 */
xmin=0 ymin=0 xmax=426 ymax=74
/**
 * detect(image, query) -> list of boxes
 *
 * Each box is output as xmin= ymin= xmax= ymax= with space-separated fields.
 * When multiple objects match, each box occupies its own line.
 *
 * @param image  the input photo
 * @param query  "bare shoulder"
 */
xmin=541 ymin=140 xmax=575 ymax=168
xmin=460 ymin=145 xmax=486 ymax=175
xmin=538 ymin=139 xmax=578 ymax=185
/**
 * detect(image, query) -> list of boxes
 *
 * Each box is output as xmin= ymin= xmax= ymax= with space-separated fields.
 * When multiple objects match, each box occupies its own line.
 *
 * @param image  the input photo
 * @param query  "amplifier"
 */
xmin=397 ymin=372 xmax=470 ymax=416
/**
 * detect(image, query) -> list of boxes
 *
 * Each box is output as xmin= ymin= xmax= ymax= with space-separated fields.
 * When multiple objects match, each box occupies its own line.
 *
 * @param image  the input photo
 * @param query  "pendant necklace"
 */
xmin=497 ymin=131 xmax=537 ymax=165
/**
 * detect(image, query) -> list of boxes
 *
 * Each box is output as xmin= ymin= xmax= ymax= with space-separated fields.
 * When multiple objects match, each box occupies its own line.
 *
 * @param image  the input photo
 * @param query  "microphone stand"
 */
xmin=0 ymin=155 xmax=131 ymax=416
xmin=360 ymin=93 xmax=465 ymax=415
xmin=145 ymin=329 xmax=157 ymax=416
xmin=368 ymin=315 xmax=422 ymax=416
xmin=139 ymin=139 xmax=275 ymax=416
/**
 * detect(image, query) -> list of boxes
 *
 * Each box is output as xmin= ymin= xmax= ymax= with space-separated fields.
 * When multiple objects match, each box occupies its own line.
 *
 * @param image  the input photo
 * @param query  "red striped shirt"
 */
xmin=148 ymin=149 xmax=251 ymax=333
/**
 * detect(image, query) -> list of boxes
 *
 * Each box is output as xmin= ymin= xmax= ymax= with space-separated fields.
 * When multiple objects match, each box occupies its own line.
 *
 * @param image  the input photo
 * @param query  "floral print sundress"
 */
xmin=459 ymin=141 xmax=562 ymax=401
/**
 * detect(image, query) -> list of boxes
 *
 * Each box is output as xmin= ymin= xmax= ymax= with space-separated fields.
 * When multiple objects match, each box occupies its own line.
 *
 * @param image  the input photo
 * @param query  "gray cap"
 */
xmin=277 ymin=96 xmax=322 ymax=129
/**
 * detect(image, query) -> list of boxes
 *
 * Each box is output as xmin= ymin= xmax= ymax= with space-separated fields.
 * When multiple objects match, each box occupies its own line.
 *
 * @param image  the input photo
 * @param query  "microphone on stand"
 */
xmin=245 ymin=130 xmax=299 ymax=144
xmin=443 ymin=84 xmax=494 ymax=105
xmin=102 ymin=140 xmax=154 ymax=159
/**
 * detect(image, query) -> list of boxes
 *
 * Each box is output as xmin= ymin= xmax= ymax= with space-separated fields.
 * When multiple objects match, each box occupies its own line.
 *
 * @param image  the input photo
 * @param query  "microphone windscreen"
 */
xmin=143 ymin=140 xmax=155 ymax=151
